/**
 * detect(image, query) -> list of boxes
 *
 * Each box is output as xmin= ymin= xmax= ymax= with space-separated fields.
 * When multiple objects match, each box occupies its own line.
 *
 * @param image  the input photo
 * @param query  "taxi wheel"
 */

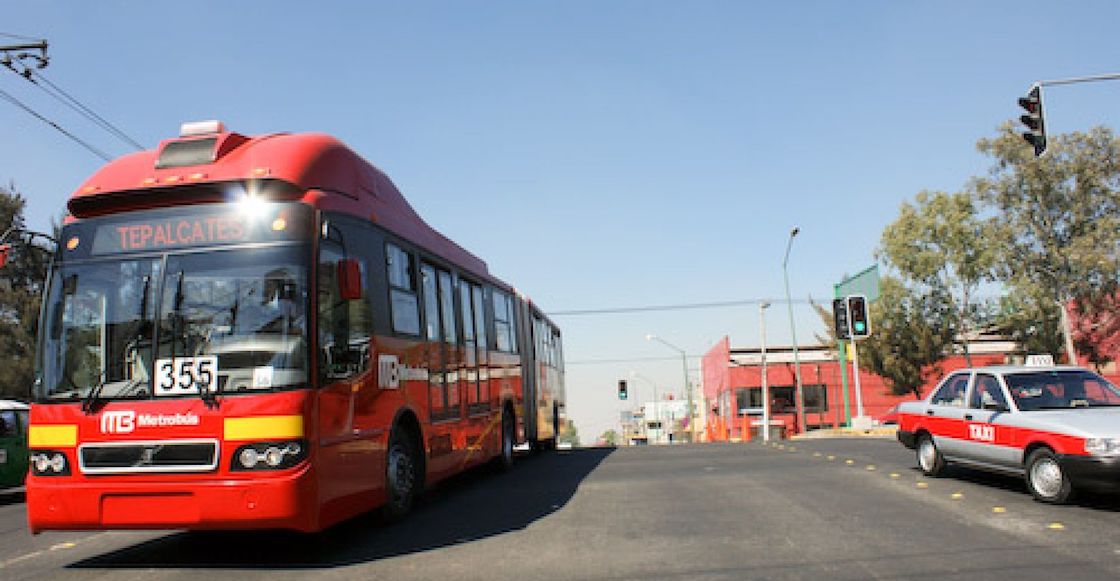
xmin=916 ymin=434 xmax=946 ymax=477
xmin=1025 ymin=448 xmax=1074 ymax=504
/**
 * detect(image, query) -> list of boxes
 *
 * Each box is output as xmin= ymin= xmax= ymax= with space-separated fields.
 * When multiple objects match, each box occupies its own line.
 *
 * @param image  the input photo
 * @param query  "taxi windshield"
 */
xmin=1004 ymin=370 xmax=1120 ymax=411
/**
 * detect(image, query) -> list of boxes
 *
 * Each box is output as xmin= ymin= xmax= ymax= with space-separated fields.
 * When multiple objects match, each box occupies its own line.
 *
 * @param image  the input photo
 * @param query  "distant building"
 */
xmin=700 ymin=330 xmax=1019 ymax=441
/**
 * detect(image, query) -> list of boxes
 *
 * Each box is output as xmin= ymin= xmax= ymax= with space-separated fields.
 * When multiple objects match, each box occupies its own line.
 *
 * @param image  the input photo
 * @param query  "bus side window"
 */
xmin=386 ymin=243 xmax=420 ymax=335
xmin=318 ymin=220 xmax=374 ymax=381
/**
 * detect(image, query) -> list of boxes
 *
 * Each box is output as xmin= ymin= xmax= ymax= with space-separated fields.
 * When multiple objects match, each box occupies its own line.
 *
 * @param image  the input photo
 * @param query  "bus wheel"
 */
xmin=1025 ymin=448 xmax=1074 ymax=504
xmin=384 ymin=427 xmax=419 ymax=521
xmin=495 ymin=406 xmax=515 ymax=471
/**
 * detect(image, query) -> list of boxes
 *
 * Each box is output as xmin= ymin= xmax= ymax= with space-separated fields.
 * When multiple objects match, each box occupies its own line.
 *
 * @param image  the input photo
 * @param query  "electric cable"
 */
xmin=0 ymin=85 xmax=112 ymax=161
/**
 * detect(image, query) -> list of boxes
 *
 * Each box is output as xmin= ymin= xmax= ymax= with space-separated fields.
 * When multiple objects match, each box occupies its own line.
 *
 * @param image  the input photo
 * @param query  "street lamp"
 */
xmin=783 ymin=227 xmax=806 ymax=435
xmin=759 ymin=301 xmax=771 ymax=442
xmin=645 ymin=334 xmax=695 ymax=443
xmin=629 ymin=371 xmax=662 ymax=444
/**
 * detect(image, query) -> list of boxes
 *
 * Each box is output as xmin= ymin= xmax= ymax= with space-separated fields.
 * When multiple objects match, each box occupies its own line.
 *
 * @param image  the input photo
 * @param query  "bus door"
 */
xmin=316 ymin=223 xmax=376 ymax=504
xmin=421 ymin=263 xmax=462 ymax=474
xmin=458 ymin=281 xmax=492 ymax=457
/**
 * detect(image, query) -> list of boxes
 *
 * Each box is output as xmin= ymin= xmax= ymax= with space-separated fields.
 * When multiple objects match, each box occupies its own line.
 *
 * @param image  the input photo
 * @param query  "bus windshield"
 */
xmin=37 ymin=245 xmax=309 ymax=402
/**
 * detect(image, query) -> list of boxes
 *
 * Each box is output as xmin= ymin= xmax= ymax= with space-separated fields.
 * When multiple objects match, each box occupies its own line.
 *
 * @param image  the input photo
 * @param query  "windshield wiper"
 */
xmin=168 ymin=270 xmax=219 ymax=409
xmin=82 ymin=377 xmax=145 ymax=413
xmin=81 ymin=372 xmax=109 ymax=413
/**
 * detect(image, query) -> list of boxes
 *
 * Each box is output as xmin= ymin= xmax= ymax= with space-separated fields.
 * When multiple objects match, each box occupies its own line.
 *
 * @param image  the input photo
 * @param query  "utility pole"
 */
xmin=759 ymin=301 xmax=771 ymax=442
xmin=0 ymin=39 xmax=49 ymax=75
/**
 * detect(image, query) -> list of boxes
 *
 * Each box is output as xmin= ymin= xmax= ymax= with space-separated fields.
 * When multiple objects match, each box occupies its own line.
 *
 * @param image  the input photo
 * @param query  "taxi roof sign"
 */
xmin=1025 ymin=354 xmax=1055 ymax=367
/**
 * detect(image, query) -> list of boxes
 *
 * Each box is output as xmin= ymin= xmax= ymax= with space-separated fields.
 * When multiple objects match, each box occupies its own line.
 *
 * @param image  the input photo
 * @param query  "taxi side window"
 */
xmin=969 ymin=374 xmax=1009 ymax=410
xmin=931 ymin=374 xmax=969 ymax=407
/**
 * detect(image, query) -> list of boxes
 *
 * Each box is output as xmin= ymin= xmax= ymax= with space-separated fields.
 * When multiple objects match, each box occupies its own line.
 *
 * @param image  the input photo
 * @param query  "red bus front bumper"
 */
xmin=27 ymin=463 xmax=318 ymax=534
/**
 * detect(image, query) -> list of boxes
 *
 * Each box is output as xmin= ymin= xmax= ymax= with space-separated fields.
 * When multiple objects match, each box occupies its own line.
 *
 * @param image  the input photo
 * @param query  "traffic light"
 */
xmin=1018 ymin=84 xmax=1047 ymax=156
xmin=847 ymin=295 xmax=870 ymax=339
xmin=618 ymin=379 xmax=628 ymax=400
xmin=832 ymin=298 xmax=850 ymax=341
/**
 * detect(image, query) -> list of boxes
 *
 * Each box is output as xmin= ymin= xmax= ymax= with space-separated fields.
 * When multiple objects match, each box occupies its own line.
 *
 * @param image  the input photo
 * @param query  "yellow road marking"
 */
xmin=992 ymin=507 xmax=1007 ymax=513
xmin=951 ymin=492 xmax=964 ymax=500
xmin=866 ymin=465 xmax=876 ymax=471
xmin=845 ymin=459 xmax=855 ymax=465
xmin=827 ymin=455 xmax=836 ymax=461
xmin=889 ymin=473 xmax=901 ymax=479
xmin=1048 ymin=522 xmax=1066 ymax=530
xmin=916 ymin=482 xmax=929 ymax=489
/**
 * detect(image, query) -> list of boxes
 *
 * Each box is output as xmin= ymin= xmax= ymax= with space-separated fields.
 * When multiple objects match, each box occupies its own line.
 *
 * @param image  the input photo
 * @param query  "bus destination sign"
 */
xmin=109 ymin=215 xmax=247 ymax=252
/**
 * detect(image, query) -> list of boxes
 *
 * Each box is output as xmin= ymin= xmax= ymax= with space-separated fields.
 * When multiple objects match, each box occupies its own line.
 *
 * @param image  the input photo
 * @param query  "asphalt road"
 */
xmin=2 ymin=438 xmax=1120 ymax=580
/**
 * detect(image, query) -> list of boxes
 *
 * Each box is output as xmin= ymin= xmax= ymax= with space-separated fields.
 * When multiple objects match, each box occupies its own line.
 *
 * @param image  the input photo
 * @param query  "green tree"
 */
xmin=0 ymin=182 xmax=51 ymax=400
xmin=855 ymin=277 xmax=957 ymax=398
xmin=972 ymin=123 xmax=1120 ymax=362
xmin=878 ymin=190 xmax=995 ymax=365
xmin=598 ymin=429 xmax=618 ymax=446
xmin=558 ymin=421 xmax=580 ymax=447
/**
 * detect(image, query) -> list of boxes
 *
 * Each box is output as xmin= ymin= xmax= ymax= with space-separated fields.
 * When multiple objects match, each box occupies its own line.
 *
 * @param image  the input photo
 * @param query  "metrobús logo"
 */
xmin=100 ymin=411 xmax=201 ymax=434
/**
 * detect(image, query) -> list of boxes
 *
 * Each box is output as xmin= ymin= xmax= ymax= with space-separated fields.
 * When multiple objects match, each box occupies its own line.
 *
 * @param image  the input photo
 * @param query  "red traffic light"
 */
xmin=0 ymin=244 xmax=11 ymax=268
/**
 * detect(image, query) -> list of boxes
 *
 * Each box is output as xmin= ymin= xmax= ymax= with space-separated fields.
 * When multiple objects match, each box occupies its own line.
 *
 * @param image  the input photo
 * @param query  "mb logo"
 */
xmin=378 ymin=354 xmax=401 ymax=389
xmin=100 ymin=410 xmax=136 ymax=434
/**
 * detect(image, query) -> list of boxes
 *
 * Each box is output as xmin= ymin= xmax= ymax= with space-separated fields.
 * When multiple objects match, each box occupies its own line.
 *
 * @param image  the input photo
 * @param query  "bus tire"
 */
xmin=495 ymin=405 xmax=515 ymax=471
xmin=1025 ymin=447 xmax=1074 ymax=504
xmin=383 ymin=425 xmax=420 ymax=522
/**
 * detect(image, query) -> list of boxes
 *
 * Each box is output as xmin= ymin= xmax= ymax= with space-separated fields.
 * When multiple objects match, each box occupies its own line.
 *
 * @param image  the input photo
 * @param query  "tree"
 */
xmin=598 ymin=429 xmax=619 ymax=446
xmin=878 ymin=190 xmax=995 ymax=365
xmin=0 ymin=182 xmax=51 ymax=400
xmin=972 ymin=123 xmax=1120 ymax=362
xmin=855 ymin=277 xmax=957 ymax=398
xmin=558 ymin=421 xmax=580 ymax=447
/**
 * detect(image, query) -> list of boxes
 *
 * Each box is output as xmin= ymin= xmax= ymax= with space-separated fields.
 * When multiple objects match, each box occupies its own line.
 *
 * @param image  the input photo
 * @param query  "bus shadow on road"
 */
xmin=69 ymin=447 xmax=614 ymax=570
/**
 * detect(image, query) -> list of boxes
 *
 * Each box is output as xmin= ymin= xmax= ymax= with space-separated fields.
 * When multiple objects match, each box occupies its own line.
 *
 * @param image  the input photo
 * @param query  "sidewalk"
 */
xmin=792 ymin=426 xmax=898 ymax=440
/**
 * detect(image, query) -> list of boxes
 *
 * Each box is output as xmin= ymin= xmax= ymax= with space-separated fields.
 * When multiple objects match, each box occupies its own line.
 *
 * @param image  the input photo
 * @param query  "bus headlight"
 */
xmin=231 ymin=440 xmax=306 ymax=471
xmin=30 ymin=450 xmax=71 ymax=476
xmin=1085 ymin=438 xmax=1120 ymax=456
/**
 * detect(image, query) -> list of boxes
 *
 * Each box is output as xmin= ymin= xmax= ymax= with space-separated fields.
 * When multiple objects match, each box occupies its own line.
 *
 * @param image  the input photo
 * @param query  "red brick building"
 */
xmin=701 ymin=334 xmax=1016 ymax=441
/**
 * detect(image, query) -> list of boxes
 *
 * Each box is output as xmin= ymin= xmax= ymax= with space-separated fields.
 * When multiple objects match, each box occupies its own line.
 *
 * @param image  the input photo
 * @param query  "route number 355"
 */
xmin=155 ymin=356 xmax=218 ymax=396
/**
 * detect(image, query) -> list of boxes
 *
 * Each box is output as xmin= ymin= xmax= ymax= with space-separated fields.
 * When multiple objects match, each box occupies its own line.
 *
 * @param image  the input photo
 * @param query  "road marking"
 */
xmin=889 ymin=473 xmax=901 ymax=479
xmin=916 ymin=482 xmax=929 ymax=489
xmin=827 ymin=455 xmax=836 ymax=461
xmin=0 ymin=532 xmax=107 ymax=569
xmin=866 ymin=465 xmax=876 ymax=471
xmin=812 ymin=452 xmax=822 ymax=457
xmin=1 ymin=550 xmax=44 ymax=568
xmin=951 ymin=492 xmax=964 ymax=500
xmin=788 ymin=446 xmax=797 ymax=452
xmin=49 ymin=542 xmax=76 ymax=551
xmin=845 ymin=459 xmax=855 ymax=465
xmin=1047 ymin=523 xmax=1066 ymax=530
xmin=992 ymin=507 xmax=1006 ymax=513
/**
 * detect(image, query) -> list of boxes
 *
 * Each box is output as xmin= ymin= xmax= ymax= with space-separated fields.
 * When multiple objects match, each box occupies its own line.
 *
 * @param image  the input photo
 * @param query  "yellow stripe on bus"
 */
xmin=224 ymin=415 xmax=304 ymax=441
xmin=29 ymin=425 xmax=78 ymax=448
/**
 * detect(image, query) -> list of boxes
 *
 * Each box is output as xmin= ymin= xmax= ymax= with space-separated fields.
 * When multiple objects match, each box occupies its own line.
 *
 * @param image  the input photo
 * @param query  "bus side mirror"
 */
xmin=337 ymin=258 xmax=362 ymax=301
xmin=0 ymin=244 xmax=11 ymax=268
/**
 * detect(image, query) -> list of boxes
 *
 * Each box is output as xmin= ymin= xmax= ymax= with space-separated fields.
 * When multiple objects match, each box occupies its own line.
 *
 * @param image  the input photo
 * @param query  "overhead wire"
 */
xmin=548 ymin=298 xmax=815 ymax=317
xmin=0 ymin=85 xmax=112 ymax=161
xmin=22 ymin=69 xmax=144 ymax=151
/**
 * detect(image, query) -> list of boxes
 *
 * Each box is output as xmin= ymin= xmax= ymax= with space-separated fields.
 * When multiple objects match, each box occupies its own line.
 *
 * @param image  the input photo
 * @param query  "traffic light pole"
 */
xmin=1037 ymin=72 xmax=1120 ymax=87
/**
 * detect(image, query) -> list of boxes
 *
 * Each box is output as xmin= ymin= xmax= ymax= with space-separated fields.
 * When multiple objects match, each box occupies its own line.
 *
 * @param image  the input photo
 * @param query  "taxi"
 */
xmin=897 ymin=357 xmax=1120 ymax=503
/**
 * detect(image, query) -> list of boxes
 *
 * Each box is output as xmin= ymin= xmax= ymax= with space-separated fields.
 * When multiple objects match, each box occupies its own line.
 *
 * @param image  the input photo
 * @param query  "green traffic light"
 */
xmin=855 ymin=322 xmax=866 ymax=333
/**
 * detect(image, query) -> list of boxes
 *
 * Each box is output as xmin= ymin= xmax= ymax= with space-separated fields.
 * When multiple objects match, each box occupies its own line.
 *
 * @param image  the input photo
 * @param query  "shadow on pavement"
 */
xmin=912 ymin=464 xmax=1120 ymax=511
xmin=70 ymin=447 xmax=614 ymax=570
xmin=0 ymin=487 xmax=25 ymax=506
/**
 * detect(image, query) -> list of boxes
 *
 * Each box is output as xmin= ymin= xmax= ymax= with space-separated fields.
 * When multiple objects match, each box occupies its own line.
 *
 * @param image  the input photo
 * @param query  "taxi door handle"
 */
xmin=964 ymin=414 xmax=974 ymax=420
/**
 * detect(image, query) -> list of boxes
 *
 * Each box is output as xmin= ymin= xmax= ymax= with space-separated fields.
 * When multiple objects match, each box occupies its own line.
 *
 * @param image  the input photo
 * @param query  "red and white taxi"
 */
xmin=897 ymin=358 xmax=1120 ymax=503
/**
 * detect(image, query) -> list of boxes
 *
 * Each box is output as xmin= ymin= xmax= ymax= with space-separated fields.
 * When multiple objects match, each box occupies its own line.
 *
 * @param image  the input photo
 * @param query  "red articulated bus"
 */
xmin=26 ymin=120 xmax=565 ymax=533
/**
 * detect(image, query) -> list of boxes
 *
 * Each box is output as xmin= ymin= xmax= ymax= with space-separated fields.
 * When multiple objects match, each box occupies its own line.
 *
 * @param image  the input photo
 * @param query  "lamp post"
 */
xmin=783 ymin=227 xmax=806 ymax=435
xmin=646 ymin=334 xmax=695 ymax=443
xmin=629 ymin=371 xmax=661 ymax=444
xmin=759 ymin=301 xmax=772 ymax=442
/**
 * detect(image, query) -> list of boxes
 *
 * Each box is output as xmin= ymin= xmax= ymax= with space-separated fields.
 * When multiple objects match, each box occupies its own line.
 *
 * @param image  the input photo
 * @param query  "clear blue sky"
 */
xmin=2 ymin=1 xmax=1119 ymax=441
